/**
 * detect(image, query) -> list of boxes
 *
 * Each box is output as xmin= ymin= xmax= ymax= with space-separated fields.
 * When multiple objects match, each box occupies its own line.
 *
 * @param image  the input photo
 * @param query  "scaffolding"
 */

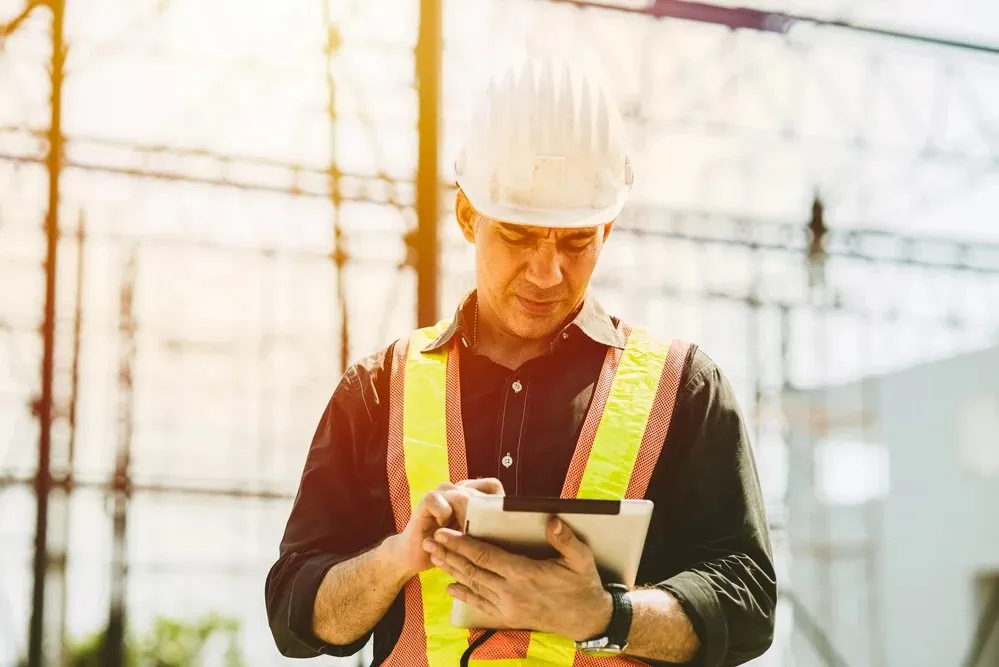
xmin=2 ymin=1 xmax=999 ymax=666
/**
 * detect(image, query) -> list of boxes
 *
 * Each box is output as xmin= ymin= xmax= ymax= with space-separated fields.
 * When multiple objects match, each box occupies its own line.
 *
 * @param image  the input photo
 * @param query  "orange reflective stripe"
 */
xmin=385 ymin=335 xmax=429 ymax=667
xmin=445 ymin=337 xmax=469 ymax=482
xmin=560 ymin=326 xmax=629 ymax=499
xmin=625 ymin=338 xmax=688 ymax=499
xmin=387 ymin=336 xmax=413 ymax=533
xmin=469 ymin=630 xmax=531 ymax=660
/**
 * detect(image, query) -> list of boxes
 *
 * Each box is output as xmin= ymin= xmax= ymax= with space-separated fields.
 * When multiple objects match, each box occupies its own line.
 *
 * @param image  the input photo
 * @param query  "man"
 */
xmin=265 ymin=57 xmax=776 ymax=666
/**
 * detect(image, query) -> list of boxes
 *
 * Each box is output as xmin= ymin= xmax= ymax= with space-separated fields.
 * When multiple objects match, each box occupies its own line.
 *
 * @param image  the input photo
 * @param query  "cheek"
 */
xmin=477 ymin=240 xmax=523 ymax=286
xmin=561 ymin=250 xmax=600 ymax=286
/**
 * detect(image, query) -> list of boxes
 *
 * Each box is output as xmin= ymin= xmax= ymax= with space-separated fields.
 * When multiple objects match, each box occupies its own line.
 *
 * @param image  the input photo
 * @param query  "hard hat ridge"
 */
xmin=454 ymin=56 xmax=633 ymax=228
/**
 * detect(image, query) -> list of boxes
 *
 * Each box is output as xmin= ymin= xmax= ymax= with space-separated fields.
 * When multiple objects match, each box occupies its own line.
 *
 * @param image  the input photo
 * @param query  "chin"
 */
xmin=504 ymin=313 xmax=564 ymax=341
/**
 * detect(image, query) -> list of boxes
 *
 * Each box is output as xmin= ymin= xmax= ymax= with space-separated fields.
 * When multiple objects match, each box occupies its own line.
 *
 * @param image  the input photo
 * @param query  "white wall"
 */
xmin=787 ymin=345 xmax=999 ymax=667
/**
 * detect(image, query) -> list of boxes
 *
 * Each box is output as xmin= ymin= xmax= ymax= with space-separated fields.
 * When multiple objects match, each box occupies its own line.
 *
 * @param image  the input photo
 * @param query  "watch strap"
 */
xmin=574 ymin=584 xmax=632 ymax=655
xmin=604 ymin=583 xmax=633 ymax=648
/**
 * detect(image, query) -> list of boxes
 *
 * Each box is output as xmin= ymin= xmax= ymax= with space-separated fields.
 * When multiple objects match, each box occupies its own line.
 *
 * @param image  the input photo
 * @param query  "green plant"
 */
xmin=137 ymin=614 xmax=244 ymax=667
xmin=19 ymin=614 xmax=245 ymax=667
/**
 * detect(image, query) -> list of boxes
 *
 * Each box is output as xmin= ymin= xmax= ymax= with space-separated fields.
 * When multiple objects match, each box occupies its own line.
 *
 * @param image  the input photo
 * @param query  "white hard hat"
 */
xmin=454 ymin=57 xmax=634 ymax=229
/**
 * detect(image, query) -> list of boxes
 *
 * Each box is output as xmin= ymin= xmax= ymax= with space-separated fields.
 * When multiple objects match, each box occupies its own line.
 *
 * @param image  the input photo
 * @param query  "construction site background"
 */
xmin=1 ymin=0 xmax=998 ymax=666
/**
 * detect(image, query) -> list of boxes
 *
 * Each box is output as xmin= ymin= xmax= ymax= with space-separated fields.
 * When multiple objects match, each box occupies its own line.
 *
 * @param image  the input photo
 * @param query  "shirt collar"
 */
xmin=422 ymin=291 xmax=476 ymax=353
xmin=422 ymin=290 xmax=626 ymax=353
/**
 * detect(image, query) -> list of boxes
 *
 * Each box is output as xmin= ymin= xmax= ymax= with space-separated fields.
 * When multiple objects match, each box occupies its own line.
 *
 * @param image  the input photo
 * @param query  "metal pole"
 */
xmin=55 ymin=211 xmax=85 ymax=667
xmin=322 ymin=0 xmax=349 ymax=372
xmin=547 ymin=0 xmax=999 ymax=56
xmin=780 ymin=590 xmax=854 ymax=667
xmin=104 ymin=246 xmax=138 ymax=667
xmin=415 ymin=0 xmax=442 ymax=327
xmin=28 ymin=1 xmax=65 ymax=664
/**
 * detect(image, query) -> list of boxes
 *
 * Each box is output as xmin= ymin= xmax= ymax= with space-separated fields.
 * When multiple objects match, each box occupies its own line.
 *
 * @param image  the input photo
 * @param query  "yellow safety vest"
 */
xmin=382 ymin=320 xmax=689 ymax=667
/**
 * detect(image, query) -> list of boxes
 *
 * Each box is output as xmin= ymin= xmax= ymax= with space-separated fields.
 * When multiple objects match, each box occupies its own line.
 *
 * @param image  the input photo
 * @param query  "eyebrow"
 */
xmin=498 ymin=223 xmax=596 ymax=241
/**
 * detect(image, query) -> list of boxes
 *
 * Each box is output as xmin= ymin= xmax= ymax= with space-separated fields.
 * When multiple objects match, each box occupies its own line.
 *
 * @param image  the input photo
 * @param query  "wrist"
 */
xmin=572 ymin=588 xmax=614 ymax=642
xmin=378 ymin=534 xmax=416 ymax=588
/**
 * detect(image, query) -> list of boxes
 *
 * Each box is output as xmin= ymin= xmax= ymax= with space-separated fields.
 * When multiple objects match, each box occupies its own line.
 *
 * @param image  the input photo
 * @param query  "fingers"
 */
xmin=440 ymin=489 xmax=473 ymax=529
xmin=416 ymin=479 xmax=502 ymax=531
xmin=458 ymin=477 xmax=505 ymax=496
xmin=424 ymin=537 xmax=503 ymax=603
xmin=433 ymin=528 xmax=516 ymax=577
xmin=545 ymin=517 xmax=592 ymax=571
xmin=422 ymin=490 xmax=453 ymax=527
xmin=443 ymin=478 xmax=504 ymax=530
xmin=446 ymin=583 xmax=503 ymax=619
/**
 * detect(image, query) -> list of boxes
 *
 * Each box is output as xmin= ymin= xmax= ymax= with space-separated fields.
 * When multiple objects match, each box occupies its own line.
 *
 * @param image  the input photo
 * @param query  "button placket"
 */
xmin=496 ymin=371 xmax=529 ymax=493
xmin=510 ymin=376 xmax=530 ymax=494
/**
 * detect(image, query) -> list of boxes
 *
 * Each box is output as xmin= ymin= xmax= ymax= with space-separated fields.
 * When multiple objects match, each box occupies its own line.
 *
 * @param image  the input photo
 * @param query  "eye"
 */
xmin=501 ymin=233 xmax=532 ymax=247
xmin=561 ymin=237 xmax=593 ymax=252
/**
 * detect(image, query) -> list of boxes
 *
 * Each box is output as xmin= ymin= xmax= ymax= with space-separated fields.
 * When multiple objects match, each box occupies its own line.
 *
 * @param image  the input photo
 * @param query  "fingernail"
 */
xmin=553 ymin=518 xmax=563 ymax=535
xmin=435 ymin=531 xmax=450 ymax=544
xmin=431 ymin=554 xmax=443 ymax=566
xmin=423 ymin=538 xmax=437 ymax=553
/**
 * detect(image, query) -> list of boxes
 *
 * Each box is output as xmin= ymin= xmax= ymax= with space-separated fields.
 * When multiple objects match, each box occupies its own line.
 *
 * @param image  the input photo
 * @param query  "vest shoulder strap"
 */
xmin=577 ymin=324 xmax=690 ymax=500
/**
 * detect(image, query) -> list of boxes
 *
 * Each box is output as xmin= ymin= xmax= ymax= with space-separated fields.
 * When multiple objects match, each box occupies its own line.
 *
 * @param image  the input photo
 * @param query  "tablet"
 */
xmin=450 ymin=495 xmax=654 ymax=629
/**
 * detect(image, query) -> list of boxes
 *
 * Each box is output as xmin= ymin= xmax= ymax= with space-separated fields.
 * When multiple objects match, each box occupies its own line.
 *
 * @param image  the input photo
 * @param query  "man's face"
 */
xmin=456 ymin=192 xmax=612 ymax=341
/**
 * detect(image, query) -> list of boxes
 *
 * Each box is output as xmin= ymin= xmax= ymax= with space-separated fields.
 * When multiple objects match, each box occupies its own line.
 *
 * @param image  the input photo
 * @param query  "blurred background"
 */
xmin=1 ymin=0 xmax=999 ymax=665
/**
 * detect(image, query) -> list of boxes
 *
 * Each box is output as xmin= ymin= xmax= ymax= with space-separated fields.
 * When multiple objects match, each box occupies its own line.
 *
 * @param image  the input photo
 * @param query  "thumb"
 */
xmin=546 ymin=517 xmax=590 ymax=570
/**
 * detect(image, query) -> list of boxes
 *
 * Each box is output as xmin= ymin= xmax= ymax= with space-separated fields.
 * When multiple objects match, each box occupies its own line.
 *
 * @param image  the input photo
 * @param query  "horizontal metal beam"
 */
xmin=0 ymin=473 xmax=294 ymax=501
xmin=0 ymin=150 xmax=411 ymax=207
xmin=549 ymin=0 xmax=999 ymax=56
xmin=616 ymin=206 xmax=999 ymax=275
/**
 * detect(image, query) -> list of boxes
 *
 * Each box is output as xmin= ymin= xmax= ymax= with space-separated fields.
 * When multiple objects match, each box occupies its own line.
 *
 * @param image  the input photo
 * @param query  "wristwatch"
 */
xmin=574 ymin=583 xmax=633 ymax=656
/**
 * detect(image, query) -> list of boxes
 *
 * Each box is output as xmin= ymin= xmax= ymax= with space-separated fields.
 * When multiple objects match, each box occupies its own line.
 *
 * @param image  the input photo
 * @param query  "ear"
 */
xmin=455 ymin=190 xmax=477 ymax=243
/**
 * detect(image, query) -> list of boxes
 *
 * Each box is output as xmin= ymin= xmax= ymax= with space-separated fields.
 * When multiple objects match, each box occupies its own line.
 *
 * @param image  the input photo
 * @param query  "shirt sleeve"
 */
xmin=649 ymin=351 xmax=778 ymax=667
xmin=264 ymin=359 xmax=390 ymax=658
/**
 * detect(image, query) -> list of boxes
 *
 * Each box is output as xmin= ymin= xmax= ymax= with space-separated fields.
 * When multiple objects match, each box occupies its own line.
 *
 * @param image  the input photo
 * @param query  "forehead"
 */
xmin=494 ymin=222 xmax=600 ymax=239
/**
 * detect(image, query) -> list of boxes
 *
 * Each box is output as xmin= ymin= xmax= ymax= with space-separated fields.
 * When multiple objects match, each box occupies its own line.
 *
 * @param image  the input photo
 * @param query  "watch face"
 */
xmin=582 ymin=645 xmax=624 ymax=657
xmin=575 ymin=637 xmax=626 ymax=656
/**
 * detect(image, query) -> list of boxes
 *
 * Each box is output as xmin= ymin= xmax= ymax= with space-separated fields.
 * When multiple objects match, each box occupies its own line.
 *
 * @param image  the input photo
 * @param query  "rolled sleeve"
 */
xmin=660 ymin=571 xmax=728 ymax=667
xmin=265 ymin=361 xmax=391 ymax=658
xmin=288 ymin=553 xmax=371 ymax=656
xmin=267 ymin=550 xmax=367 ymax=657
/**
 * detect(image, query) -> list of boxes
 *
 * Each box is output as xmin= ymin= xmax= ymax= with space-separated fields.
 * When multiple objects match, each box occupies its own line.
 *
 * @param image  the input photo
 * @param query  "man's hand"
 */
xmin=386 ymin=478 xmax=504 ymax=584
xmin=424 ymin=516 xmax=612 ymax=642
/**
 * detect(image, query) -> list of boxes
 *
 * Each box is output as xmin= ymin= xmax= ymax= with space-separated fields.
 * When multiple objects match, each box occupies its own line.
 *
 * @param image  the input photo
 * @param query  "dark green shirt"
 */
xmin=265 ymin=292 xmax=777 ymax=666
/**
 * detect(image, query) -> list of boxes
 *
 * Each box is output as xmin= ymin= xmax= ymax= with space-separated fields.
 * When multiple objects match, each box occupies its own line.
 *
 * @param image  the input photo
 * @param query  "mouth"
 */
xmin=516 ymin=296 xmax=559 ymax=315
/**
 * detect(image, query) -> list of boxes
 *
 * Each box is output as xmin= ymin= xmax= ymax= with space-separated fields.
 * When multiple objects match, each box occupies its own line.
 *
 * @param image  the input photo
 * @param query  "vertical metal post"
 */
xmin=860 ymin=316 xmax=885 ymax=667
xmin=415 ymin=0 xmax=442 ymax=327
xmin=53 ymin=211 xmax=86 ymax=667
xmin=104 ymin=246 xmax=138 ymax=667
xmin=322 ymin=0 xmax=349 ymax=372
xmin=29 ymin=1 xmax=65 ymax=664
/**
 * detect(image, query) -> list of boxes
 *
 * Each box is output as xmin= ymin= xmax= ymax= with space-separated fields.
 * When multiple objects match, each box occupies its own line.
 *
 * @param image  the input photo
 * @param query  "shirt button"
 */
xmin=502 ymin=453 xmax=513 ymax=468
xmin=512 ymin=380 xmax=523 ymax=393
xmin=562 ymin=332 xmax=569 ymax=339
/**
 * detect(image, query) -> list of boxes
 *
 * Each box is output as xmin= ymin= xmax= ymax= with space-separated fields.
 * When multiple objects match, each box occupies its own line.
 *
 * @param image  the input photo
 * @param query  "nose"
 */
xmin=523 ymin=243 xmax=563 ymax=290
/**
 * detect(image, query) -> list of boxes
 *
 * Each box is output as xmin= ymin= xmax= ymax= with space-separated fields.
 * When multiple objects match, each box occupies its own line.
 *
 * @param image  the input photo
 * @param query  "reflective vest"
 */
xmin=382 ymin=319 xmax=689 ymax=667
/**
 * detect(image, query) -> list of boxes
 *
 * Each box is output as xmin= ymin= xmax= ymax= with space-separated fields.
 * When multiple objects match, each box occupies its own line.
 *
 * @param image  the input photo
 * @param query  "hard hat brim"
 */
xmin=456 ymin=182 xmax=627 ymax=229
